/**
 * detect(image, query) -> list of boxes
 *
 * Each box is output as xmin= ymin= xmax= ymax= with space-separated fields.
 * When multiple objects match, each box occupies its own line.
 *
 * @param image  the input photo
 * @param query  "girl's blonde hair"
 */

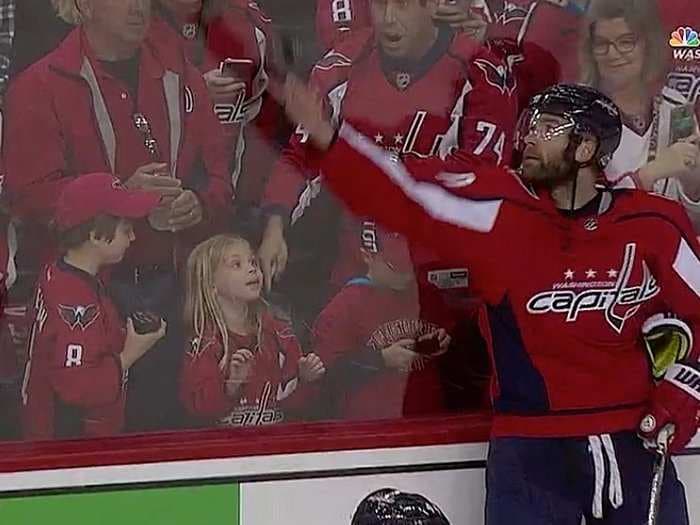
xmin=184 ymin=234 xmax=264 ymax=369
xmin=52 ymin=0 xmax=82 ymax=25
xmin=579 ymin=0 xmax=668 ymax=90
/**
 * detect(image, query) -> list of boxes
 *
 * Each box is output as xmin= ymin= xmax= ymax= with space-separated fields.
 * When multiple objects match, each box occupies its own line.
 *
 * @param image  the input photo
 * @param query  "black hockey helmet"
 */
xmin=516 ymin=84 xmax=622 ymax=169
xmin=351 ymin=488 xmax=450 ymax=525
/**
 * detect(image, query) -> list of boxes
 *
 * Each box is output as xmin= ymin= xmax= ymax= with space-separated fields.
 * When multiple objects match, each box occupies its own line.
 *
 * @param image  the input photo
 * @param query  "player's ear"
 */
xmin=575 ymin=135 xmax=597 ymax=164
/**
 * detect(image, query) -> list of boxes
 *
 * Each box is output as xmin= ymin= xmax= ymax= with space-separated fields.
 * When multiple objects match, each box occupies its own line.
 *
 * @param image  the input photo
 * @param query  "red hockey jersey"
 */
xmin=180 ymin=311 xmax=312 ymax=427
xmin=203 ymin=0 xmax=287 ymax=204
xmin=315 ymin=123 xmax=700 ymax=438
xmin=480 ymin=0 xmax=586 ymax=82
xmin=312 ymin=279 xmax=446 ymax=420
xmin=22 ymin=260 xmax=127 ymax=440
xmin=264 ymin=28 xmax=517 ymax=321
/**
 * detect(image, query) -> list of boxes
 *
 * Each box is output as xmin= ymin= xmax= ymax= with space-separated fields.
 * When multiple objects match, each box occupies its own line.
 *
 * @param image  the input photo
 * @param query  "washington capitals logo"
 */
xmin=475 ymin=58 xmax=518 ymax=96
xmin=493 ymin=1 xmax=532 ymax=25
xmin=526 ymin=243 xmax=660 ymax=333
xmin=182 ymin=23 xmax=198 ymax=40
xmin=58 ymin=304 xmax=100 ymax=331
xmin=314 ymin=50 xmax=353 ymax=72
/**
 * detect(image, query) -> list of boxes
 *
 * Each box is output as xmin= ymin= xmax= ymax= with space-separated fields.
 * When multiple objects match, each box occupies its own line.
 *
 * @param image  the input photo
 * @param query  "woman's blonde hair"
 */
xmin=579 ymin=0 xmax=668 ymax=89
xmin=184 ymin=234 xmax=264 ymax=369
xmin=51 ymin=0 xmax=82 ymax=25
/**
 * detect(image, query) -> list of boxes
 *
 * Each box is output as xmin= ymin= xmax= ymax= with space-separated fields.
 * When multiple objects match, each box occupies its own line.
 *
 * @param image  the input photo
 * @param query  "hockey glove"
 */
xmin=642 ymin=314 xmax=692 ymax=380
xmin=640 ymin=361 xmax=700 ymax=454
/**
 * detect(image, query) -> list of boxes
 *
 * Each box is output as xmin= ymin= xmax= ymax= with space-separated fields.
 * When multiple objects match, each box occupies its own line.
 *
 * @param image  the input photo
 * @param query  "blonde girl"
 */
xmin=180 ymin=234 xmax=325 ymax=427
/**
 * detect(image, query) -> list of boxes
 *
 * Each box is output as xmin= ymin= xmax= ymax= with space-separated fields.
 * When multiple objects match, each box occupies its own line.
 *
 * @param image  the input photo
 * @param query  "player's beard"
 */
xmin=520 ymin=145 xmax=577 ymax=189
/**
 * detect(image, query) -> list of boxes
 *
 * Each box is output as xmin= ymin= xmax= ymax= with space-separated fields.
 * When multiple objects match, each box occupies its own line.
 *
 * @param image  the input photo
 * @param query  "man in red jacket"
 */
xmin=3 ymin=0 xmax=232 ymax=431
xmin=282 ymin=78 xmax=700 ymax=523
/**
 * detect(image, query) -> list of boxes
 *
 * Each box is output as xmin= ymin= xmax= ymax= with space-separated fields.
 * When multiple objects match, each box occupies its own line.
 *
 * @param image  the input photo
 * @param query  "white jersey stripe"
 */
xmin=339 ymin=123 xmax=503 ymax=233
xmin=673 ymin=237 xmax=700 ymax=297
xmin=5 ymin=219 xmax=17 ymax=290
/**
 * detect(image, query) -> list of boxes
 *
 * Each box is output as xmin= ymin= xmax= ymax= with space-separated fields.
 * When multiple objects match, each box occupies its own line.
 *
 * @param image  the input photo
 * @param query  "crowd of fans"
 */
xmin=0 ymin=0 xmax=698 ymax=442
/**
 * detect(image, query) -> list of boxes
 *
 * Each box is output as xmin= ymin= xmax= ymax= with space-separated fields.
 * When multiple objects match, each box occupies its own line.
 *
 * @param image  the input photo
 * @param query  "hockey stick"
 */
xmin=646 ymin=425 xmax=675 ymax=525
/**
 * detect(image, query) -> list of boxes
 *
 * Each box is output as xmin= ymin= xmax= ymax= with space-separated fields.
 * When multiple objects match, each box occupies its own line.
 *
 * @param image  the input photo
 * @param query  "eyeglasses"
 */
xmin=591 ymin=35 xmax=639 ymax=57
xmin=133 ymin=112 xmax=160 ymax=159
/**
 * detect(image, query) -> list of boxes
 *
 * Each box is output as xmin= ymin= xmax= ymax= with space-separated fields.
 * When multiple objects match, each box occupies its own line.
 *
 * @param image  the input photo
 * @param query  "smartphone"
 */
xmin=220 ymin=58 xmax=255 ymax=81
xmin=414 ymin=335 xmax=441 ymax=356
xmin=670 ymin=104 xmax=698 ymax=144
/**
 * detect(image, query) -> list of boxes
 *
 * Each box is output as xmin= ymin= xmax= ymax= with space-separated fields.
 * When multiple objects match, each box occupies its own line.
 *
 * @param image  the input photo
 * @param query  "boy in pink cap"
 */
xmin=21 ymin=174 xmax=166 ymax=439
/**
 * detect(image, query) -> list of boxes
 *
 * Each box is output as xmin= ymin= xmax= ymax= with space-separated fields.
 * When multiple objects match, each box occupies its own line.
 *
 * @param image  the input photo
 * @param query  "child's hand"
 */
xmin=416 ymin=329 xmax=451 ymax=357
xmin=120 ymin=317 xmax=167 ymax=370
xmin=298 ymin=353 xmax=326 ymax=383
xmin=381 ymin=339 xmax=424 ymax=372
xmin=226 ymin=349 xmax=255 ymax=396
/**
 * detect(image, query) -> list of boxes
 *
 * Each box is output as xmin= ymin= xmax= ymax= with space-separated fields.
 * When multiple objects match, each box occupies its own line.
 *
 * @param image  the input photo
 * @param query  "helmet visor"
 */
xmin=514 ymin=108 xmax=576 ymax=153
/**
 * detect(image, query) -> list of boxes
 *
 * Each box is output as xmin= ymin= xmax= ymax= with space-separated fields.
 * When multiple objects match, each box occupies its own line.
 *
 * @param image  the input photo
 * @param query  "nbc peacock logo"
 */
xmin=670 ymin=26 xmax=700 ymax=48
xmin=670 ymin=27 xmax=700 ymax=61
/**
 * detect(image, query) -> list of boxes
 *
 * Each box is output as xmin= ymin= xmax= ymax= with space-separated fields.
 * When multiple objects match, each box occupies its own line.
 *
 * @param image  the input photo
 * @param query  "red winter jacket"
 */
xmin=3 ymin=25 xmax=232 ymax=266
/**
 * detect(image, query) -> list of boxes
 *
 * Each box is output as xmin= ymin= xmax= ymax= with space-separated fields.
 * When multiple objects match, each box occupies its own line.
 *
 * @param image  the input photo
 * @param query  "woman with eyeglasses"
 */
xmin=580 ymin=0 xmax=700 ymax=231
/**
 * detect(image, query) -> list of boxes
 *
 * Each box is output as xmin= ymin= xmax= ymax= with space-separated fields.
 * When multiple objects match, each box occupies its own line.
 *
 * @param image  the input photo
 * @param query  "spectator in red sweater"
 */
xmin=180 ymin=234 xmax=325 ymax=427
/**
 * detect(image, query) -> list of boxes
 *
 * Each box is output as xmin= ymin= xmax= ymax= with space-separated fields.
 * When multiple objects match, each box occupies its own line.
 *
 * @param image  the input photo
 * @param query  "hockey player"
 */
xmin=282 ymin=78 xmax=700 ymax=523
xmin=351 ymin=488 xmax=451 ymax=525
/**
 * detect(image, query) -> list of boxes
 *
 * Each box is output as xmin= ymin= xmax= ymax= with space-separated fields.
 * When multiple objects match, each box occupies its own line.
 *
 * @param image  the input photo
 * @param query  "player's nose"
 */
xmin=523 ymin=131 xmax=538 ymax=146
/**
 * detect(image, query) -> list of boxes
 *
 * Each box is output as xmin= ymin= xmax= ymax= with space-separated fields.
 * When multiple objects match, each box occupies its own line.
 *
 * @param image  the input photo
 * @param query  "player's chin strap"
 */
xmin=588 ymin=434 xmax=624 ymax=519
xmin=565 ymin=134 xmax=584 ymax=212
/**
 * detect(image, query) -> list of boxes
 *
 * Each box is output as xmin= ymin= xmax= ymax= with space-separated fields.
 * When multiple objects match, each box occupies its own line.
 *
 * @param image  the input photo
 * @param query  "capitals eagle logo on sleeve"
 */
xmin=58 ymin=304 xmax=100 ymax=331
xmin=474 ymin=56 xmax=520 ymax=96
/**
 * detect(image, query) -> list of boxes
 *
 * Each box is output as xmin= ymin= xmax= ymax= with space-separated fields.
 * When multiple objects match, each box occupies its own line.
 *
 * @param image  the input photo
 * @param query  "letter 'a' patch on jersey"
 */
xmin=58 ymin=304 xmax=100 ymax=331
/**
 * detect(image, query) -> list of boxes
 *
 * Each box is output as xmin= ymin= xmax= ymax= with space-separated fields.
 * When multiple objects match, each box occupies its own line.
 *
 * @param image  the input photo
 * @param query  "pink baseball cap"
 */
xmin=360 ymin=221 xmax=413 ymax=273
xmin=54 ymin=173 xmax=161 ymax=230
